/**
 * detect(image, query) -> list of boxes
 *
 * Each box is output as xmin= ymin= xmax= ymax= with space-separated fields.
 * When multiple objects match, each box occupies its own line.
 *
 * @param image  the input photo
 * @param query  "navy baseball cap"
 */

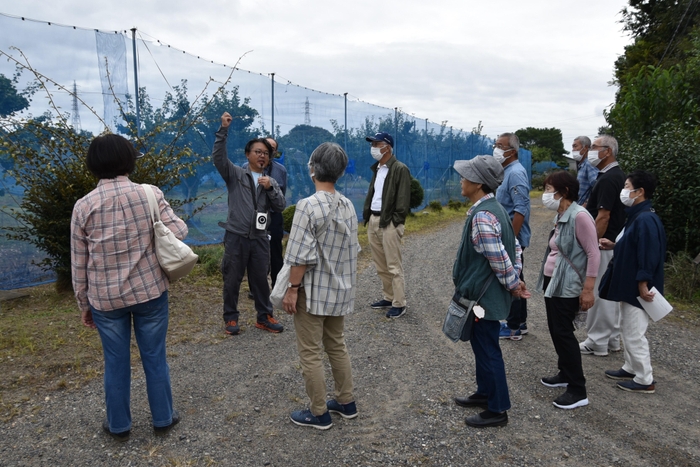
xmin=366 ymin=132 xmax=394 ymax=148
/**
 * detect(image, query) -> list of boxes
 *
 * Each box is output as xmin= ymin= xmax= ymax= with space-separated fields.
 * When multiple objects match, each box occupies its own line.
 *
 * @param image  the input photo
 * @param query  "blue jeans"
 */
xmin=91 ymin=291 xmax=174 ymax=433
xmin=470 ymin=318 xmax=511 ymax=413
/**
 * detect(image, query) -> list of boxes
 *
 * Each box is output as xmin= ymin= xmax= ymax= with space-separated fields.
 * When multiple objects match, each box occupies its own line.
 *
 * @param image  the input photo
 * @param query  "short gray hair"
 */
xmin=308 ymin=142 xmax=348 ymax=183
xmin=500 ymin=132 xmax=520 ymax=152
xmin=595 ymin=134 xmax=618 ymax=157
xmin=575 ymin=136 xmax=591 ymax=148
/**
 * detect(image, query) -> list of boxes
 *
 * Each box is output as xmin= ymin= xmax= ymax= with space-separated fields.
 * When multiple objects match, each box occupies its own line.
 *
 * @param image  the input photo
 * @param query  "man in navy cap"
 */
xmin=363 ymin=132 xmax=412 ymax=318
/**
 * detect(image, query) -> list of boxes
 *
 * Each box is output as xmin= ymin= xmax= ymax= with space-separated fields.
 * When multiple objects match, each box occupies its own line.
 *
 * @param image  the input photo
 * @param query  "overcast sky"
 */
xmin=0 ymin=0 xmax=631 ymax=147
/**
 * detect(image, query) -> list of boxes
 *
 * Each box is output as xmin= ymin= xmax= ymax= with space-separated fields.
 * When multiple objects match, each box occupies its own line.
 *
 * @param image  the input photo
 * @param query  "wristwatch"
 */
xmin=287 ymin=282 xmax=302 ymax=289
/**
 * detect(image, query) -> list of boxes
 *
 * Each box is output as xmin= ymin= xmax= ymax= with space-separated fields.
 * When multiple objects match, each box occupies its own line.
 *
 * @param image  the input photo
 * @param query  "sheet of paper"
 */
xmin=637 ymin=287 xmax=673 ymax=322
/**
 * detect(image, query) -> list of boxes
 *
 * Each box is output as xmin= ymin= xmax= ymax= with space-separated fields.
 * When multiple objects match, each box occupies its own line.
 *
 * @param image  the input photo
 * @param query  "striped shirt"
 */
xmin=284 ymin=191 xmax=359 ymax=316
xmin=71 ymin=176 xmax=188 ymax=312
xmin=468 ymin=194 xmax=523 ymax=292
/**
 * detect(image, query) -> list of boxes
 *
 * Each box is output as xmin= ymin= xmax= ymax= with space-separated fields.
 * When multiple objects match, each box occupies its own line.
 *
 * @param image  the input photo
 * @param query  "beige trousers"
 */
xmin=293 ymin=288 xmax=354 ymax=416
xmin=367 ymin=215 xmax=406 ymax=307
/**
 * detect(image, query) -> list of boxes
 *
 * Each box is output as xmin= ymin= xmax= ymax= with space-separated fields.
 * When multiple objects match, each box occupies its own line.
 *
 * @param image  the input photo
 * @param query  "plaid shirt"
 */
xmin=576 ymin=158 xmax=599 ymax=206
xmin=284 ymin=191 xmax=359 ymax=316
xmin=71 ymin=176 xmax=188 ymax=312
xmin=468 ymin=194 xmax=523 ymax=292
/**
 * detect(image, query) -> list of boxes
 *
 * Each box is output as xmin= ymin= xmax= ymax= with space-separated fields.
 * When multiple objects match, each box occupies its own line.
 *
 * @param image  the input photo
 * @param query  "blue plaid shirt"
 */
xmin=576 ymin=158 xmax=599 ymax=206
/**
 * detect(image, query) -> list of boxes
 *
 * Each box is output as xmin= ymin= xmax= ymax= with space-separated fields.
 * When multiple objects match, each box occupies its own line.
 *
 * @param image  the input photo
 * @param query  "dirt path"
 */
xmin=1 ymin=199 xmax=699 ymax=466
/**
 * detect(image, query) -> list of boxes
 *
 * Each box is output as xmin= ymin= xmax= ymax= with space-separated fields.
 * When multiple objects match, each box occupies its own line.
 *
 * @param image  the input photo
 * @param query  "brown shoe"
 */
xmin=255 ymin=315 xmax=284 ymax=333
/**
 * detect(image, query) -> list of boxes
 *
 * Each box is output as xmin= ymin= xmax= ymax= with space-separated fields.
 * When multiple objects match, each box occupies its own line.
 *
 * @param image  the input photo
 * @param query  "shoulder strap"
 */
xmin=476 ymin=274 xmax=495 ymax=302
xmin=315 ymin=191 xmax=341 ymax=239
xmin=142 ymin=184 xmax=161 ymax=223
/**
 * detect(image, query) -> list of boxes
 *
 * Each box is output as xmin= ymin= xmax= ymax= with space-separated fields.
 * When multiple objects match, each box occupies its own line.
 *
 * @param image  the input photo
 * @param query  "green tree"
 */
xmin=0 ymin=73 xmax=29 ymax=117
xmin=515 ymin=127 xmax=567 ymax=165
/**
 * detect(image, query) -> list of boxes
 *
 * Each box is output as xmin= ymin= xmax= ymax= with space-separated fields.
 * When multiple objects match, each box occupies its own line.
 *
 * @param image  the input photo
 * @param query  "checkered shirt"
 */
xmin=284 ymin=191 xmax=359 ymax=316
xmin=71 ymin=176 xmax=188 ymax=312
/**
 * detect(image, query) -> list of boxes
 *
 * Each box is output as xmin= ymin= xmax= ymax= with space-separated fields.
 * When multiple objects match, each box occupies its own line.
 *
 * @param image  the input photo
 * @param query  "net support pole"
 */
xmin=394 ymin=107 xmax=398 ymax=151
xmin=271 ymin=73 xmax=275 ymax=138
xmin=131 ymin=28 xmax=141 ymax=138
xmin=343 ymin=93 xmax=348 ymax=152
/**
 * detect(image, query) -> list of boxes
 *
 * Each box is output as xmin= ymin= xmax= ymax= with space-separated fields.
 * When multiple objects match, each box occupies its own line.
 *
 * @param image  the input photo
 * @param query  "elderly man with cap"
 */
xmin=363 ymin=132 xmax=412 ymax=319
xmin=451 ymin=156 xmax=527 ymax=428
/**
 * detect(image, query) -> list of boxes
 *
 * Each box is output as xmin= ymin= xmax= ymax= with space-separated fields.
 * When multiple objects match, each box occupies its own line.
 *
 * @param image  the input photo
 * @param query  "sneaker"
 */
xmin=326 ymin=400 xmax=358 ymax=419
xmin=102 ymin=419 xmax=130 ymax=442
xmin=541 ymin=374 xmax=568 ymax=388
xmin=256 ymin=315 xmax=284 ymax=333
xmin=154 ymin=410 xmax=180 ymax=434
xmin=605 ymin=368 xmax=636 ymax=380
xmin=371 ymin=299 xmax=392 ymax=309
xmin=616 ymin=380 xmax=655 ymax=393
xmin=579 ymin=342 xmax=608 ymax=357
xmin=519 ymin=323 xmax=528 ymax=335
xmin=553 ymin=392 xmax=589 ymax=410
xmin=225 ymin=320 xmax=240 ymax=335
xmin=290 ymin=409 xmax=333 ymax=430
xmin=499 ymin=326 xmax=522 ymax=340
xmin=386 ymin=307 xmax=406 ymax=318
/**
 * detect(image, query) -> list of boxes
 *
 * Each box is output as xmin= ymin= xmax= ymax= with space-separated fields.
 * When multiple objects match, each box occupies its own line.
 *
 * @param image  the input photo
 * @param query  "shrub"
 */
xmin=447 ymin=199 xmax=464 ymax=210
xmin=282 ymin=204 xmax=296 ymax=233
xmin=194 ymin=244 xmax=225 ymax=276
xmin=619 ymin=122 xmax=700 ymax=256
xmin=428 ymin=200 xmax=443 ymax=212
xmin=410 ymin=177 xmax=424 ymax=210
xmin=664 ymin=251 xmax=700 ymax=303
xmin=531 ymin=172 xmax=546 ymax=191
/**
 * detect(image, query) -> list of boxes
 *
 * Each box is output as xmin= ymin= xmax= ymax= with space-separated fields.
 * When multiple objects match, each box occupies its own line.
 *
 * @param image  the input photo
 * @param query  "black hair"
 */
xmin=627 ymin=170 xmax=657 ymax=200
xmin=86 ymin=134 xmax=138 ymax=179
xmin=244 ymin=138 xmax=273 ymax=155
xmin=543 ymin=170 xmax=579 ymax=202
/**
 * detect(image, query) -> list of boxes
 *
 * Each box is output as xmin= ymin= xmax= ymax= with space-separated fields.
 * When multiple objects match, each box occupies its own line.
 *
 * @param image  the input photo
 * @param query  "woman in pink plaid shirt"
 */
xmin=71 ymin=134 xmax=188 ymax=441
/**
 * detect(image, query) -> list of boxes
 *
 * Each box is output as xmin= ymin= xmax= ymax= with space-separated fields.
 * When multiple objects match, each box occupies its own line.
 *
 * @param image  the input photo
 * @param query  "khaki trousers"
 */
xmin=367 ymin=215 xmax=406 ymax=307
xmin=293 ymin=288 xmax=354 ymax=416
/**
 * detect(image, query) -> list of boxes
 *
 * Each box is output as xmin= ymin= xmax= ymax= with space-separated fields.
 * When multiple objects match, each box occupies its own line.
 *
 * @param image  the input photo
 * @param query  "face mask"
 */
xmin=542 ymin=192 xmax=560 ymax=211
xmin=493 ymin=147 xmax=506 ymax=164
xmin=370 ymin=146 xmax=384 ymax=161
xmin=588 ymin=150 xmax=603 ymax=167
xmin=620 ymin=188 xmax=638 ymax=207
xmin=571 ymin=150 xmax=583 ymax=162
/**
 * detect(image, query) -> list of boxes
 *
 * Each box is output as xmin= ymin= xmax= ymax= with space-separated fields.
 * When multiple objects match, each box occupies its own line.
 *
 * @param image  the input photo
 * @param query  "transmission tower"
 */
xmin=304 ymin=97 xmax=311 ymax=125
xmin=71 ymin=81 xmax=81 ymax=131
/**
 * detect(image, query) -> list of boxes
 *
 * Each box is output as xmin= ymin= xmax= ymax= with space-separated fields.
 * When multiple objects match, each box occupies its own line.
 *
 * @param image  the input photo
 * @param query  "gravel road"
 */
xmin=1 ymin=198 xmax=699 ymax=466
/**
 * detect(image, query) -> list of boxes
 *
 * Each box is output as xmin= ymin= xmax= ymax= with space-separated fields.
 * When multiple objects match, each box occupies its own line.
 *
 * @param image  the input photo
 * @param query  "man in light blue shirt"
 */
xmin=494 ymin=132 xmax=531 ymax=341
xmin=569 ymin=136 xmax=599 ymax=207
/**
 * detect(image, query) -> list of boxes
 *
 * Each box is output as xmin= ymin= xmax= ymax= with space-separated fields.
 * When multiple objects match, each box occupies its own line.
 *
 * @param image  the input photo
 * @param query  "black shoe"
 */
xmin=154 ymin=410 xmax=180 ymax=434
xmin=552 ymin=392 xmax=589 ymax=410
xmin=386 ymin=307 xmax=406 ymax=318
xmin=225 ymin=320 xmax=240 ymax=335
xmin=371 ymin=299 xmax=393 ymax=309
xmin=465 ymin=410 xmax=508 ymax=428
xmin=541 ymin=374 xmax=568 ymax=388
xmin=454 ymin=393 xmax=488 ymax=408
xmin=605 ymin=368 xmax=636 ymax=380
xmin=102 ymin=419 xmax=130 ymax=442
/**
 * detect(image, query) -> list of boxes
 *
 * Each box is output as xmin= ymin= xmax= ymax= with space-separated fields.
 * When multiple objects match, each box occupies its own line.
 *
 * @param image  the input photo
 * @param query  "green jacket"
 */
xmin=452 ymin=197 xmax=516 ymax=321
xmin=362 ymin=155 xmax=412 ymax=228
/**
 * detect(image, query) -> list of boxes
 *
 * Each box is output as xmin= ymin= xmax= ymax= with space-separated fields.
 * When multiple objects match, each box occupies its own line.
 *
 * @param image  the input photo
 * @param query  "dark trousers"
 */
xmin=543 ymin=277 xmax=587 ymax=397
xmin=269 ymin=211 xmax=284 ymax=288
xmin=470 ymin=318 xmax=511 ymax=413
xmin=506 ymin=250 xmax=527 ymax=330
xmin=222 ymin=231 xmax=273 ymax=323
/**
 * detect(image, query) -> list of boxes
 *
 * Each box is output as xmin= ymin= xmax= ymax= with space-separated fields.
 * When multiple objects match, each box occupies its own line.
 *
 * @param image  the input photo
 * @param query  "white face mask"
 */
xmin=571 ymin=150 xmax=583 ymax=162
xmin=493 ymin=147 xmax=506 ymax=164
xmin=542 ymin=192 xmax=561 ymax=211
xmin=619 ymin=188 xmax=638 ymax=207
xmin=588 ymin=150 xmax=603 ymax=167
xmin=370 ymin=146 xmax=384 ymax=161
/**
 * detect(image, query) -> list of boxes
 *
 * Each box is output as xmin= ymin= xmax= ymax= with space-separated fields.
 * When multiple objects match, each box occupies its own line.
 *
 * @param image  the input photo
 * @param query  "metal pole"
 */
xmin=344 ymin=92 xmax=348 ymax=152
xmin=131 ymin=28 xmax=141 ymax=138
xmin=394 ymin=107 xmax=398 ymax=153
xmin=271 ymin=73 xmax=275 ymax=138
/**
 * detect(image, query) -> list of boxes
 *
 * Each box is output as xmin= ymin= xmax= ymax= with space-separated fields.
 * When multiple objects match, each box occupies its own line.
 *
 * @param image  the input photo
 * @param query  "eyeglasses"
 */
xmin=493 ymin=144 xmax=513 ymax=150
xmin=252 ymin=149 xmax=270 ymax=157
xmin=590 ymin=145 xmax=609 ymax=150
